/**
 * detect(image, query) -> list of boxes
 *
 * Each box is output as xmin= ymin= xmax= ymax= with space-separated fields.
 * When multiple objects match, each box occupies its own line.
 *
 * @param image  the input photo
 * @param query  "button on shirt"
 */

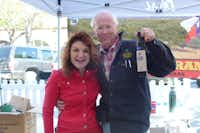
xmin=43 ymin=69 xmax=101 ymax=133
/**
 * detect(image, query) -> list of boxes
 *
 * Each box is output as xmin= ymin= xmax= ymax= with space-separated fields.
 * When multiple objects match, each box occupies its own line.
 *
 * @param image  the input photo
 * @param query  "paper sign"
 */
xmin=136 ymin=50 xmax=147 ymax=72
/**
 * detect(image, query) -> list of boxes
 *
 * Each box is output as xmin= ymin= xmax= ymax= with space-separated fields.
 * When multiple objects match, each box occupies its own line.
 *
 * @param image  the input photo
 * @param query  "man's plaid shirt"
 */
xmin=99 ymin=39 xmax=120 ymax=80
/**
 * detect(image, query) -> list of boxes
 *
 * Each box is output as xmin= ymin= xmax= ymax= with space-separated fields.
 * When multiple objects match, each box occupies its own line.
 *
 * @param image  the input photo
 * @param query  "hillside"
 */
xmin=68 ymin=18 xmax=200 ymax=60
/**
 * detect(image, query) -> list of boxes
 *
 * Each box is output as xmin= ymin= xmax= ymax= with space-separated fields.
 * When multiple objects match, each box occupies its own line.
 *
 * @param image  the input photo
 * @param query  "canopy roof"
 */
xmin=21 ymin=0 xmax=200 ymax=18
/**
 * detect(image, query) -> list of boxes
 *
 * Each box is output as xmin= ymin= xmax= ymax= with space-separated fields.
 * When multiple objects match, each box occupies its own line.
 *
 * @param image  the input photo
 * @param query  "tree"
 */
xmin=0 ymin=0 xmax=24 ymax=44
xmin=0 ymin=0 xmax=41 ymax=45
xmin=23 ymin=11 xmax=38 ymax=45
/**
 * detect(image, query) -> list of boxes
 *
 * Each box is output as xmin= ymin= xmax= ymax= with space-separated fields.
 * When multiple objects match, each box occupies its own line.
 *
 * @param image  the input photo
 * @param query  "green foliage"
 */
xmin=0 ymin=0 xmax=55 ymax=44
xmin=119 ymin=19 xmax=186 ymax=47
xmin=0 ymin=0 xmax=25 ymax=30
xmin=68 ymin=19 xmax=92 ymax=36
xmin=68 ymin=18 xmax=187 ymax=47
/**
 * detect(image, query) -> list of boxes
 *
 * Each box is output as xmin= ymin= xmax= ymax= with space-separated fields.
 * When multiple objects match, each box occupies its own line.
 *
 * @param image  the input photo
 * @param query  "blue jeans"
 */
xmin=102 ymin=122 xmax=111 ymax=133
xmin=102 ymin=121 xmax=148 ymax=133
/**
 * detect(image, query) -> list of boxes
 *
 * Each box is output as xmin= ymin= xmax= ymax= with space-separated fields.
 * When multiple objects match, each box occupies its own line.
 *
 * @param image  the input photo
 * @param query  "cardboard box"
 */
xmin=9 ymin=95 xmax=31 ymax=112
xmin=0 ymin=95 xmax=36 ymax=133
xmin=0 ymin=111 xmax=36 ymax=133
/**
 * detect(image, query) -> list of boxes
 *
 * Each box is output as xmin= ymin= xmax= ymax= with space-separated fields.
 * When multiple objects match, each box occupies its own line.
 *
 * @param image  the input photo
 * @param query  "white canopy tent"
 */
xmin=20 ymin=0 xmax=200 ymax=68
xmin=21 ymin=0 xmax=200 ymax=18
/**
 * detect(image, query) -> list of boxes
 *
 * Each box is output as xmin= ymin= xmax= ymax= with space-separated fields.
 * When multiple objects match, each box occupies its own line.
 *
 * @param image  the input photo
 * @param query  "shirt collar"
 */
xmin=99 ymin=33 xmax=122 ymax=55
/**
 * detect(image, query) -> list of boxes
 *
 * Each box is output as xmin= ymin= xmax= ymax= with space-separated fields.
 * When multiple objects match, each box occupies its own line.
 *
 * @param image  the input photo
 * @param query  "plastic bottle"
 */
xmin=169 ymin=86 xmax=176 ymax=112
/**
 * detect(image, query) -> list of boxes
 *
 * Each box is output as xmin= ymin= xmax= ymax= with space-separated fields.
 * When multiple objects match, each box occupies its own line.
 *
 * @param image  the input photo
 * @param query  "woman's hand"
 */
xmin=56 ymin=99 xmax=65 ymax=111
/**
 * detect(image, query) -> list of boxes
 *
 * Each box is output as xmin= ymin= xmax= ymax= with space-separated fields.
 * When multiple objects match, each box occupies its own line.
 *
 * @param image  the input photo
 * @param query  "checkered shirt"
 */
xmin=100 ymin=39 xmax=120 ymax=80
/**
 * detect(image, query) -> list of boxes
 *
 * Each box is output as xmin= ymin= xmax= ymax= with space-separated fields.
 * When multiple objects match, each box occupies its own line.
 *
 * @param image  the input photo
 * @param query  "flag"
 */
xmin=180 ymin=16 xmax=200 ymax=43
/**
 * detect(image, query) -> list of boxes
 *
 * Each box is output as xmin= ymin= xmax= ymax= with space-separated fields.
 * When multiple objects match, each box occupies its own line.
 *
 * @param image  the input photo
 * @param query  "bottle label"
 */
xmin=136 ymin=50 xmax=147 ymax=72
xmin=151 ymin=101 xmax=157 ymax=113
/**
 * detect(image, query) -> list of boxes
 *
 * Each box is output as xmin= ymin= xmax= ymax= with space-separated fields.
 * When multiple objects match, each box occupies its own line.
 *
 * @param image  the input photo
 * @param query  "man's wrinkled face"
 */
xmin=94 ymin=13 xmax=118 ymax=49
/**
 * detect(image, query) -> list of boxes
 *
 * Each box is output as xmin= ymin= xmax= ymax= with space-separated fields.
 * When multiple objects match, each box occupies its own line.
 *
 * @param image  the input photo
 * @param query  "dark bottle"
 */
xmin=137 ymin=32 xmax=145 ymax=49
xmin=169 ymin=86 xmax=176 ymax=112
xmin=136 ymin=32 xmax=147 ymax=76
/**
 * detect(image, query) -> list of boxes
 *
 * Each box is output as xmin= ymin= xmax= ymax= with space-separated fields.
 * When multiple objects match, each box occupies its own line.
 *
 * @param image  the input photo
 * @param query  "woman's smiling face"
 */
xmin=70 ymin=41 xmax=90 ymax=73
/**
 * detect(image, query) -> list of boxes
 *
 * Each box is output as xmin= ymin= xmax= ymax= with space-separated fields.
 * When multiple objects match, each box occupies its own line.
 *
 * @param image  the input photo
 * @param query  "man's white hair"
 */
xmin=90 ymin=10 xmax=119 ymax=28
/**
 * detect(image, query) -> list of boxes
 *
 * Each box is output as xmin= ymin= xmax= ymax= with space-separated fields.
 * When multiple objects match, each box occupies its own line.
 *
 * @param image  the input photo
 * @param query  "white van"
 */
xmin=0 ymin=45 xmax=56 ymax=81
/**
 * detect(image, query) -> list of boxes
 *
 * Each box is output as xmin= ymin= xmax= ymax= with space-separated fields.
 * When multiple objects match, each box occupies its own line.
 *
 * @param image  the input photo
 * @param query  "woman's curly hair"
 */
xmin=61 ymin=31 xmax=99 ymax=75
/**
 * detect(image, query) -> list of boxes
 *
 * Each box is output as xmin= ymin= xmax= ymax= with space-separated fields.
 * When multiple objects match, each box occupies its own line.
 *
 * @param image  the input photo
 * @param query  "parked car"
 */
xmin=0 ymin=45 xmax=56 ymax=81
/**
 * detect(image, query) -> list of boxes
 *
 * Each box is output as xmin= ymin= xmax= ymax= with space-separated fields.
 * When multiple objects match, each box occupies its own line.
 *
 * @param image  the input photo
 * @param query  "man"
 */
xmin=58 ymin=11 xmax=176 ymax=133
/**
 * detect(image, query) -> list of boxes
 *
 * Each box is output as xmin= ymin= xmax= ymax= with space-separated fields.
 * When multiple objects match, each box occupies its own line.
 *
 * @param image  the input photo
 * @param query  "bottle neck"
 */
xmin=137 ymin=32 xmax=145 ymax=49
xmin=138 ymin=39 xmax=145 ymax=48
xmin=170 ymin=87 xmax=176 ymax=93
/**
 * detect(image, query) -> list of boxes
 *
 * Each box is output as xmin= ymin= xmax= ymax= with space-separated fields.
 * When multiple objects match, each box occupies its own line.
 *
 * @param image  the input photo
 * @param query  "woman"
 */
xmin=42 ymin=32 xmax=102 ymax=133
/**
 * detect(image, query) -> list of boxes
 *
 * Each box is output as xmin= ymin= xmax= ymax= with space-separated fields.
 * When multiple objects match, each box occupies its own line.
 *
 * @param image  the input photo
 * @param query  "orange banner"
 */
xmin=166 ymin=59 xmax=200 ymax=79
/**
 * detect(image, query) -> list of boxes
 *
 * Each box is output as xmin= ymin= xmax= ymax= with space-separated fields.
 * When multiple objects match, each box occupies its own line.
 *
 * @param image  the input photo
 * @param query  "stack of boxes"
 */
xmin=0 ymin=95 xmax=36 ymax=133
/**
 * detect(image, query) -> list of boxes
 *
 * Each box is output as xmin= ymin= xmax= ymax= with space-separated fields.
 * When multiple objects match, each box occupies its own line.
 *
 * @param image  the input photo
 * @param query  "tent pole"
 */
xmin=57 ymin=0 xmax=61 ymax=69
